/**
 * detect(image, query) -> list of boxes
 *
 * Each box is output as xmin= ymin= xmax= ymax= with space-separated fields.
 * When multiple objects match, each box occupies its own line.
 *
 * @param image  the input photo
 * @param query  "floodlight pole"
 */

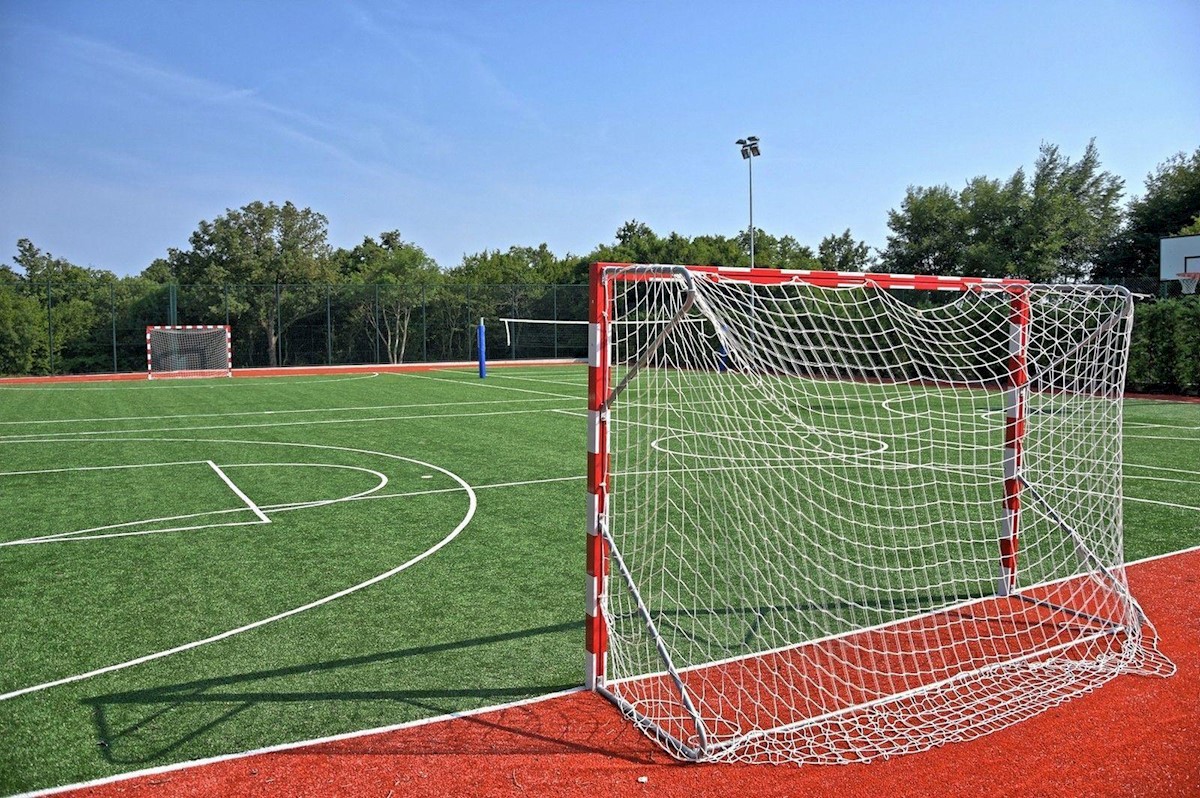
xmin=737 ymin=136 xmax=761 ymax=267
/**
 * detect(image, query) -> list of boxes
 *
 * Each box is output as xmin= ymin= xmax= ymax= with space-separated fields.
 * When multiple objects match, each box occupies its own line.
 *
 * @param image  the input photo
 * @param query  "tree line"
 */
xmin=2 ymin=141 xmax=1198 ymax=378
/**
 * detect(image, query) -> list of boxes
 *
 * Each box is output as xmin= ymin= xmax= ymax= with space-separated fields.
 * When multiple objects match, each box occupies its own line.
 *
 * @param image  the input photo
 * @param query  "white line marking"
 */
xmin=20 ymin=544 xmax=1200 ymax=798
xmin=0 ymin=438 xmax=478 ymax=704
xmin=1125 ymin=474 xmax=1197 ymax=485
xmin=14 ymin=687 xmax=587 ymax=798
xmin=0 ymin=460 xmax=208 ymax=477
xmin=1 ymin=463 xmax=391 ymax=547
xmin=207 ymin=461 xmax=270 ymax=523
xmin=4 ymin=518 xmax=268 ymax=547
xmin=1125 ymin=463 xmax=1200 ymax=476
xmin=1125 ymin=496 xmax=1200 ymax=512
xmin=406 ymin=371 xmax=579 ymax=400
xmin=1124 ymin=433 xmax=1200 ymax=442
xmin=0 ymin=407 xmax=572 ymax=441
xmin=0 ymin=397 xmax=569 ymax=427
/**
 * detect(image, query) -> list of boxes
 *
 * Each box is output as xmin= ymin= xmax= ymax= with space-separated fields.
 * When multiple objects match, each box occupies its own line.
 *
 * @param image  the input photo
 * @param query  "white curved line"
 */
xmin=0 ymin=438 xmax=476 ymax=702
xmin=223 ymin=463 xmax=389 ymax=512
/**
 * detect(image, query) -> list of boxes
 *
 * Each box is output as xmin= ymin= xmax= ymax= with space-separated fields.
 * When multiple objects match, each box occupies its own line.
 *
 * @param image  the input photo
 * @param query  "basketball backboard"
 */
xmin=1160 ymin=234 xmax=1200 ymax=281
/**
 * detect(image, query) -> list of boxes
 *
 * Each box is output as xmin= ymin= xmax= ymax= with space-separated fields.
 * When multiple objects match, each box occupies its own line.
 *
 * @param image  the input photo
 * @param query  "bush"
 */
xmin=1128 ymin=297 xmax=1200 ymax=395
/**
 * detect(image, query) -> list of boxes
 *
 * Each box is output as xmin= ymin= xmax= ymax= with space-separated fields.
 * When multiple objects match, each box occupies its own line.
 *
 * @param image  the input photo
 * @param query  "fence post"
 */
xmin=421 ymin=284 xmax=428 ymax=363
xmin=169 ymin=283 xmax=177 ymax=326
xmin=553 ymin=284 xmax=559 ymax=358
xmin=277 ymin=283 xmax=284 ymax=366
xmin=111 ymin=282 xmax=117 ymax=373
xmin=326 ymin=285 xmax=333 ymax=365
xmin=47 ymin=279 xmax=54 ymax=375
xmin=511 ymin=285 xmax=519 ymax=359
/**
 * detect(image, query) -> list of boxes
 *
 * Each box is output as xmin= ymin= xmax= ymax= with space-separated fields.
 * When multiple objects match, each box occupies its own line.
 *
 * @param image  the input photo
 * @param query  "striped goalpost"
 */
xmin=586 ymin=262 xmax=1173 ymax=764
xmin=146 ymin=325 xmax=232 ymax=379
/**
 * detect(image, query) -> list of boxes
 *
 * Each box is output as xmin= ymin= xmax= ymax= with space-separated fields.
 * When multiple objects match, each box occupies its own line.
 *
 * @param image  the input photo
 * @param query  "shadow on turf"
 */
xmin=82 ymin=621 xmax=582 ymax=766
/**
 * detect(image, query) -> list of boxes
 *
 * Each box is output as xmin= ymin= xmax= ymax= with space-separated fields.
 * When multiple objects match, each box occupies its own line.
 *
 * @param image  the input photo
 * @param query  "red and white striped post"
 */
xmin=586 ymin=262 xmax=612 ymax=690
xmin=998 ymin=289 xmax=1030 ymax=596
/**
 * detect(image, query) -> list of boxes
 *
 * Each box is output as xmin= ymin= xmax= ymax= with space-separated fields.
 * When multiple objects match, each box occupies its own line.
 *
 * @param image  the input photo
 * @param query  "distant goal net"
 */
xmin=585 ymin=263 xmax=1174 ymax=764
xmin=146 ymin=325 xmax=232 ymax=379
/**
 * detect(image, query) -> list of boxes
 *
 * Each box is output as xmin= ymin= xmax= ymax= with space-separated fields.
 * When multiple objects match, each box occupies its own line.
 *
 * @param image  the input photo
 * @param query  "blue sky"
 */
xmin=1 ymin=1 xmax=1197 ymax=276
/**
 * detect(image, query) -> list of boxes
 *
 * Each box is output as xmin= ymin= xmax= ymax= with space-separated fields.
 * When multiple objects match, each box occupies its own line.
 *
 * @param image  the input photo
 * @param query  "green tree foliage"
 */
xmin=157 ymin=201 xmax=334 ymax=366
xmin=335 ymin=231 xmax=441 ymax=364
xmin=882 ymin=141 xmax=1123 ymax=281
xmin=1097 ymin=148 xmax=1200 ymax=280
xmin=0 ymin=277 xmax=45 ymax=375
xmin=818 ymin=229 xmax=874 ymax=272
xmin=1127 ymin=297 xmax=1200 ymax=395
xmin=10 ymin=239 xmax=116 ymax=373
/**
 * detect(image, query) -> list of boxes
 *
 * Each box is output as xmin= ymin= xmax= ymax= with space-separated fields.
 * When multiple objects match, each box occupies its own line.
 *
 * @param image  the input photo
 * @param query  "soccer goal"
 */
xmin=146 ymin=325 xmax=232 ymax=379
xmin=585 ymin=262 xmax=1174 ymax=764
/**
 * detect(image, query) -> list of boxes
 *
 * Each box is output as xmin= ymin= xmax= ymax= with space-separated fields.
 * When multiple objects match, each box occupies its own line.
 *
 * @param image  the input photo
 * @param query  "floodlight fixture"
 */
xmin=736 ymin=136 xmax=761 ymax=266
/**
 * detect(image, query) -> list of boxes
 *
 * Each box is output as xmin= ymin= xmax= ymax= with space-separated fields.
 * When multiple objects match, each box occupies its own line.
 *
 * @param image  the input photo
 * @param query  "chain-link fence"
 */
xmin=1 ymin=277 xmax=1194 ymax=394
xmin=0 ymin=280 xmax=589 ymax=376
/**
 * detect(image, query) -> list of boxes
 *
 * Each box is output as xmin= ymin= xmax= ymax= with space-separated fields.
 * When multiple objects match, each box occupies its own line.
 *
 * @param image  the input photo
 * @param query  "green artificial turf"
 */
xmin=0 ymin=367 xmax=1196 ymax=794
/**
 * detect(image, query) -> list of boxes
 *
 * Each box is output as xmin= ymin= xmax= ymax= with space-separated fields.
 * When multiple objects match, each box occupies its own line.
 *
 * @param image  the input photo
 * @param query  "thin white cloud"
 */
xmin=56 ymin=30 xmax=380 ymax=174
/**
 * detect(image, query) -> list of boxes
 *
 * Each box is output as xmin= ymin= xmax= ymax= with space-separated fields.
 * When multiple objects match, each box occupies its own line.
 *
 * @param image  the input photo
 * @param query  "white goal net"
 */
xmin=586 ymin=264 xmax=1173 ymax=764
xmin=146 ymin=325 xmax=232 ymax=379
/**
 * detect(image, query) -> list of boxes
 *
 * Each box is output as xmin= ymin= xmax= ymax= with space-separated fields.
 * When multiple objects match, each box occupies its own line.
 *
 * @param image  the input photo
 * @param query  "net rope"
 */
xmin=600 ymin=271 xmax=1174 ymax=764
xmin=147 ymin=327 xmax=230 ymax=377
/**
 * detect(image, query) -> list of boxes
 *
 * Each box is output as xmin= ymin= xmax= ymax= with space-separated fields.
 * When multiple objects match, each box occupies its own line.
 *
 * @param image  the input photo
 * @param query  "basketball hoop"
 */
xmin=1177 ymin=273 xmax=1199 ymax=295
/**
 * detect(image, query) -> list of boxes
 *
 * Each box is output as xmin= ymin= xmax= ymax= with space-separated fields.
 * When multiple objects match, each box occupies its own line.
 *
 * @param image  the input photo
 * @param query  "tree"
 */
xmin=10 ymin=239 xmax=115 ymax=373
xmin=880 ymin=185 xmax=967 ymax=275
xmin=882 ymin=141 xmax=1123 ymax=281
xmin=1096 ymin=148 xmax=1200 ymax=280
xmin=817 ymin=229 xmax=873 ymax=272
xmin=0 ymin=280 xmax=44 ymax=375
xmin=160 ymin=201 xmax=334 ymax=366
xmin=338 ymin=231 xmax=441 ymax=364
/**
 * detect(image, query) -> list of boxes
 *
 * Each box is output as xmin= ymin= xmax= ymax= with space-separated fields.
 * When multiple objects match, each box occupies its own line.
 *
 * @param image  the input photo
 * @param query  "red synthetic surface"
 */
xmin=53 ymin=550 xmax=1199 ymax=798
xmin=0 ymin=359 xmax=580 ymax=385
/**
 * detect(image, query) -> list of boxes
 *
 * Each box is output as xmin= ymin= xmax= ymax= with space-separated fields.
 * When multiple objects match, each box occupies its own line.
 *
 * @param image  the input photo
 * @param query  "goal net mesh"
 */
xmin=598 ymin=269 xmax=1173 ymax=764
xmin=147 ymin=326 xmax=231 ymax=378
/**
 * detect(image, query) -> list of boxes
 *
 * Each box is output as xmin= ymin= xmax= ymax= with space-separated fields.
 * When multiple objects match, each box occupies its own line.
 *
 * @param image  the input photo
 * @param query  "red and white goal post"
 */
xmin=586 ymin=262 xmax=1174 ymax=764
xmin=146 ymin=325 xmax=232 ymax=379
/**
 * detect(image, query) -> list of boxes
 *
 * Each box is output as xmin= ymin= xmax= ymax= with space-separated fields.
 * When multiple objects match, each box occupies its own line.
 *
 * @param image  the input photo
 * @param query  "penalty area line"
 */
xmin=208 ymin=461 xmax=270 ymax=523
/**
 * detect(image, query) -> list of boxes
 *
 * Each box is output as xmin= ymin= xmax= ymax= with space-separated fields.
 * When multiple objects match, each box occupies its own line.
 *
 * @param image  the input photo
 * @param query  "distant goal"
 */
xmin=146 ymin=325 xmax=232 ymax=379
xmin=585 ymin=262 xmax=1174 ymax=764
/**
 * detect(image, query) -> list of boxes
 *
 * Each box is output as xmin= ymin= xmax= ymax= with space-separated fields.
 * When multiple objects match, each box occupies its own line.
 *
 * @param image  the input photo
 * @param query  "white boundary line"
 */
xmin=0 ymin=397 xmax=570 ymax=427
xmin=13 ymin=687 xmax=587 ymax=798
xmin=15 ymin=544 xmax=1200 ymax=798
xmin=0 ymin=407 xmax=571 ymax=441
xmin=206 ymin=461 xmax=270 ymax=523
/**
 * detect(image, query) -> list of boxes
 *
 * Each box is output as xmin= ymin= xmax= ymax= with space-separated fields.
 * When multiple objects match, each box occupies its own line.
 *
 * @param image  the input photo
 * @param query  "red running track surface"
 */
xmin=51 ymin=549 xmax=1200 ymax=798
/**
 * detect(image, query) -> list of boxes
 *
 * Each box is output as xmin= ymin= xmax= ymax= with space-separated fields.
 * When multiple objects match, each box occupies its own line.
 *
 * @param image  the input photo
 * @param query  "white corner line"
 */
xmin=207 ymin=461 xmax=270 ymax=523
xmin=14 ymin=686 xmax=587 ymax=798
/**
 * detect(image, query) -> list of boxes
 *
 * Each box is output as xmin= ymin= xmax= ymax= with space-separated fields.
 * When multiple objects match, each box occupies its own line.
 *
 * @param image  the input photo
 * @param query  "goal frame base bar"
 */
xmin=145 ymin=325 xmax=233 ymax=379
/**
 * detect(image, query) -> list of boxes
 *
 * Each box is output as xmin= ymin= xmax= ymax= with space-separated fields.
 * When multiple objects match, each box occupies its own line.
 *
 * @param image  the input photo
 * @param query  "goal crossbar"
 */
xmin=585 ymin=262 xmax=1173 ymax=764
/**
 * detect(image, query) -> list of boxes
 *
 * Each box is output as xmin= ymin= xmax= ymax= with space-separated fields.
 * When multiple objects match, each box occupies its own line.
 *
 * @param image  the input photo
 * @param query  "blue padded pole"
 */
xmin=477 ymin=317 xmax=487 ymax=378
